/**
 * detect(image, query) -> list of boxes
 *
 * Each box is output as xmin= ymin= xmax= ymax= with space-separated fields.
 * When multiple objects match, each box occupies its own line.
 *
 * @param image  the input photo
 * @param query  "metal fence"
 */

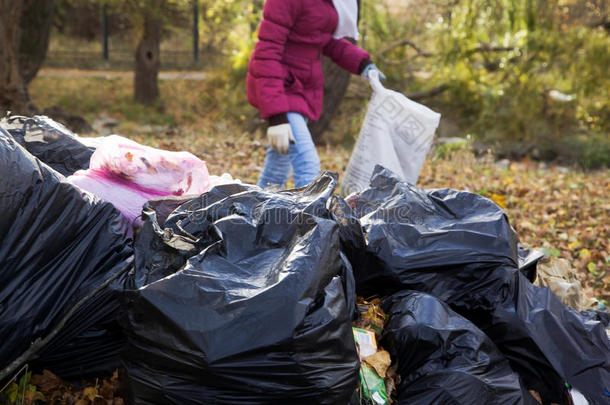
xmin=43 ymin=1 xmax=208 ymax=71
xmin=43 ymin=49 xmax=211 ymax=71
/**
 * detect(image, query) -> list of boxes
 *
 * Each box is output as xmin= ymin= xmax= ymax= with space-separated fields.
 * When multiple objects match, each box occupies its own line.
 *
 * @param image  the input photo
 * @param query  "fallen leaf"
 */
xmin=82 ymin=386 xmax=98 ymax=401
xmin=567 ymin=241 xmax=581 ymax=250
xmin=100 ymin=380 xmax=114 ymax=400
xmin=384 ymin=364 xmax=400 ymax=404
xmin=92 ymin=395 xmax=106 ymax=405
xmin=364 ymin=350 xmax=392 ymax=378
xmin=31 ymin=369 xmax=63 ymax=394
xmin=491 ymin=193 xmax=507 ymax=208
xmin=528 ymin=390 xmax=542 ymax=403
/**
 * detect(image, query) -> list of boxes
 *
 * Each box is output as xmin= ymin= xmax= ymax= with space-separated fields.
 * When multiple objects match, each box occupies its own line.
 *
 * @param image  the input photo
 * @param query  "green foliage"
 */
xmin=46 ymin=0 xmax=607 ymax=166
xmin=567 ymin=133 xmax=610 ymax=169
xmin=0 ymin=371 xmax=41 ymax=405
xmin=434 ymin=138 xmax=471 ymax=159
xmin=30 ymin=76 xmax=176 ymax=127
xmin=542 ymin=247 xmax=562 ymax=258
xmin=197 ymin=0 xmax=261 ymax=72
xmin=360 ymin=0 xmax=609 ymax=167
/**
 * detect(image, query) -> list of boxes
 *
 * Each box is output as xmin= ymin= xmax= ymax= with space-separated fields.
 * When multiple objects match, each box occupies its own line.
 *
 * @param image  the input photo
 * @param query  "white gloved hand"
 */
xmin=267 ymin=123 xmax=295 ymax=154
xmin=361 ymin=63 xmax=387 ymax=81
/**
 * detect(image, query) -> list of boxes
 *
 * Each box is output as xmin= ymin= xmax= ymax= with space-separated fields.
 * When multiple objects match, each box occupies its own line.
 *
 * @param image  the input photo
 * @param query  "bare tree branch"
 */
xmin=465 ymin=44 xmax=520 ymax=56
xmin=406 ymin=84 xmax=449 ymax=100
xmin=375 ymin=39 xmax=434 ymax=58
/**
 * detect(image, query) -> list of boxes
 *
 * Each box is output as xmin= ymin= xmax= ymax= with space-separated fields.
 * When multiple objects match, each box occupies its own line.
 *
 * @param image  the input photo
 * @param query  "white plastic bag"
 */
xmin=341 ymin=71 xmax=441 ymax=195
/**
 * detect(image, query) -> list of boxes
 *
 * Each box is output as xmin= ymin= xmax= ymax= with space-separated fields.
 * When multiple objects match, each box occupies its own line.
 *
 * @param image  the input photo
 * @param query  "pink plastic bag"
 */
xmin=68 ymin=135 xmax=209 ymax=225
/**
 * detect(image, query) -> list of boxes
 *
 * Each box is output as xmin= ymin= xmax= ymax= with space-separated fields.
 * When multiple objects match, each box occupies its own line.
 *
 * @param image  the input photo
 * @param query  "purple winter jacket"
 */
xmin=246 ymin=0 xmax=370 ymax=121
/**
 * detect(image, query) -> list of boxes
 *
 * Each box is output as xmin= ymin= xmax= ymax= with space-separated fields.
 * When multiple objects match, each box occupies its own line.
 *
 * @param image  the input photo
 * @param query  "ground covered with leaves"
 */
xmin=0 ymin=369 xmax=124 ymax=405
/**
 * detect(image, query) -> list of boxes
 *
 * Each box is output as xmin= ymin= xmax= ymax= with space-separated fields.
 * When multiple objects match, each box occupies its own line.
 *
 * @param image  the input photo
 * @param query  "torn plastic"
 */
xmin=334 ymin=166 xmax=610 ymax=404
xmin=68 ymin=135 xmax=210 ymax=225
xmin=517 ymin=245 xmax=544 ymax=282
xmin=382 ymin=291 xmax=534 ymax=405
xmin=121 ymin=173 xmax=360 ymax=404
xmin=0 ymin=115 xmax=94 ymax=176
xmin=0 ymin=133 xmax=133 ymax=383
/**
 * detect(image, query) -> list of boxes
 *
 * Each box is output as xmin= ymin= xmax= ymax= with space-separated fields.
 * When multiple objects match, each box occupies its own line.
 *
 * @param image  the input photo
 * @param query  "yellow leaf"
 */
xmin=364 ymin=350 xmax=392 ymax=378
xmin=491 ymin=193 xmax=507 ymax=209
xmin=568 ymin=241 xmax=581 ymax=250
xmin=82 ymin=386 xmax=98 ymax=401
xmin=579 ymin=248 xmax=591 ymax=259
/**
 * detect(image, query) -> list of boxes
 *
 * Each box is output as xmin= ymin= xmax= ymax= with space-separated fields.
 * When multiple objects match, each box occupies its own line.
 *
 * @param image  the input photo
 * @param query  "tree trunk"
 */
xmin=0 ymin=0 xmax=33 ymax=115
xmin=309 ymin=56 xmax=351 ymax=145
xmin=0 ymin=0 xmax=54 ymax=115
xmin=19 ymin=0 xmax=55 ymax=85
xmin=134 ymin=11 xmax=162 ymax=105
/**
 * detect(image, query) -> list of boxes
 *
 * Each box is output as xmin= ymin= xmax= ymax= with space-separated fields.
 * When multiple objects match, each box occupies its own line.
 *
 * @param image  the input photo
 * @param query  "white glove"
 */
xmin=361 ymin=63 xmax=387 ymax=81
xmin=267 ymin=123 xmax=295 ymax=154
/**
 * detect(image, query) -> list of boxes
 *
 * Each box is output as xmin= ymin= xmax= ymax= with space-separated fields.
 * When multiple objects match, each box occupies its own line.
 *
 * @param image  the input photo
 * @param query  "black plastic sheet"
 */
xmin=0 ymin=133 xmax=133 ymax=381
xmin=32 ymin=322 xmax=126 ymax=381
xmin=517 ymin=245 xmax=544 ymax=282
xmin=335 ymin=166 xmax=610 ymax=405
xmin=121 ymin=173 xmax=360 ymax=404
xmin=382 ymin=291 xmax=536 ymax=405
xmin=2 ymin=115 xmax=94 ymax=176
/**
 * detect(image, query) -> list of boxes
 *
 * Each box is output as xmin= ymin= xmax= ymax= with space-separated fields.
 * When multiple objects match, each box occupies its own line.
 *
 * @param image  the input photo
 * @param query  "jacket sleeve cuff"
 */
xmin=358 ymin=59 xmax=372 ymax=75
xmin=269 ymin=113 xmax=289 ymax=126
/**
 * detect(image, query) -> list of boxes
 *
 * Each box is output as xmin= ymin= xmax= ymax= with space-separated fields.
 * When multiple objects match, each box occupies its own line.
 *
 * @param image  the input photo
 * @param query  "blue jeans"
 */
xmin=257 ymin=112 xmax=321 ymax=189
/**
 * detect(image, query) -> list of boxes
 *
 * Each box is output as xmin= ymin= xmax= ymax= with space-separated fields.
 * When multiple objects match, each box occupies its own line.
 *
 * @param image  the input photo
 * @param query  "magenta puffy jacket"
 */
xmin=247 ymin=0 xmax=370 ymax=121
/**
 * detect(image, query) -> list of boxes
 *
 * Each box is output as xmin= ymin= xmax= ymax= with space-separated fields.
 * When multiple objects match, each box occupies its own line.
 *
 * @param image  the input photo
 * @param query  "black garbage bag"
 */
xmin=382 ymin=291 xmax=537 ymax=405
xmin=517 ymin=245 xmax=544 ymax=282
xmin=0 ymin=133 xmax=133 ymax=382
xmin=121 ymin=173 xmax=360 ymax=405
xmin=580 ymin=309 xmax=610 ymax=328
xmin=30 ymin=255 xmax=130 ymax=381
xmin=1 ymin=115 xmax=94 ymax=176
xmin=32 ymin=323 xmax=126 ymax=381
xmin=334 ymin=166 xmax=610 ymax=405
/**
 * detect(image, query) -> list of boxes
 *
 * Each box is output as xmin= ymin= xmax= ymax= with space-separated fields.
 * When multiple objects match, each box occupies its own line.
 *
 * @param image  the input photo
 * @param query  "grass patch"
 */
xmin=569 ymin=133 xmax=610 ymax=169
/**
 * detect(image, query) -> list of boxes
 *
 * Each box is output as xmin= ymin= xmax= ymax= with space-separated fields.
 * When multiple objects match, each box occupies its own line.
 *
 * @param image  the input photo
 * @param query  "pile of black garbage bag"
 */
xmin=0 ymin=127 xmax=132 ymax=382
xmin=121 ymin=176 xmax=360 ymax=404
xmin=381 ymin=290 xmax=538 ymax=405
xmin=121 ymin=166 xmax=608 ymax=405
xmin=336 ymin=166 xmax=610 ymax=405
xmin=1 ymin=116 xmax=608 ymax=405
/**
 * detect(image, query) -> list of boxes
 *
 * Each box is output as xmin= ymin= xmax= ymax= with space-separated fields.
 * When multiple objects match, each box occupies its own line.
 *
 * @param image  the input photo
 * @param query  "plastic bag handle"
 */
xmin=367 ymin=69 xmax=386 ymax=93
